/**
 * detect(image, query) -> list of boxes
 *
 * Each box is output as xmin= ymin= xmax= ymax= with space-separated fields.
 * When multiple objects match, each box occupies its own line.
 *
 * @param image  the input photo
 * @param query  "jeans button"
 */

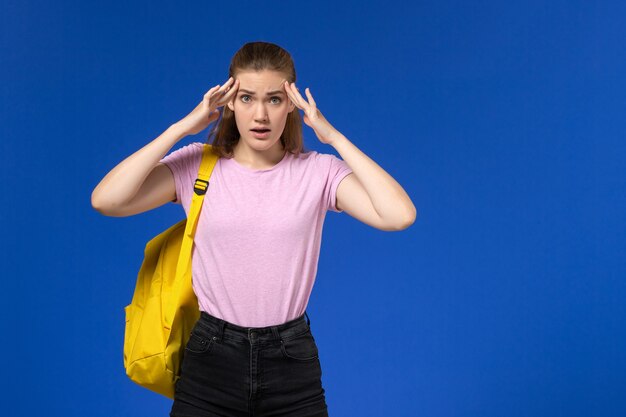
xmin=250 ymin=331 xmax=257 ymax=340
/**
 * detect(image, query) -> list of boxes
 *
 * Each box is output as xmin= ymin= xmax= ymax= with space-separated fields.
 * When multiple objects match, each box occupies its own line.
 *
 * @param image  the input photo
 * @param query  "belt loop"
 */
xmin=304 ymin=310 xmax=310 ymax=326
xmin=218 ymin=319 xmax=226 ymax=341
xmin=271 ymin=325 xmax=281 ymax=341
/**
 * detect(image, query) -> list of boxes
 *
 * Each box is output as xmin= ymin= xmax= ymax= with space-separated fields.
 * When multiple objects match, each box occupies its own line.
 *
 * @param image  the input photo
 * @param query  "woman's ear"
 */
xmin=227 ymin=100 xmax=235 ymax=112
xmin=288 ymin=100 xmax=296 ymax=113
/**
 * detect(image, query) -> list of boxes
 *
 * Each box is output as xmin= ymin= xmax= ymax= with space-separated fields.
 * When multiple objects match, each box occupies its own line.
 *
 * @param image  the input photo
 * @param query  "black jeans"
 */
xmin=170 ymin=310 xmax=329 ymax=417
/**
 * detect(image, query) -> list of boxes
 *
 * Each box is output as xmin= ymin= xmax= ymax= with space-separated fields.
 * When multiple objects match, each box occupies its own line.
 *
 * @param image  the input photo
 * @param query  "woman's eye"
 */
xmin=239 ymin=95 xmax=281 ymax=104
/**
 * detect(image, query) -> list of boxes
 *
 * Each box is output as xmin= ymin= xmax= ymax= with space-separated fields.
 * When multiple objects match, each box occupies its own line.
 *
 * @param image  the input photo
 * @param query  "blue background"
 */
xmin=2 ymin=0 xmax=624 ymax=416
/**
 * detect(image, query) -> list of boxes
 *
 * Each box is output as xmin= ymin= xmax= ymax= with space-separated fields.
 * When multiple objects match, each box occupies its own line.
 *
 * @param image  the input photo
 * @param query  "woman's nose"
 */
xmin=254 ymin=103 xmax=268 ymax=120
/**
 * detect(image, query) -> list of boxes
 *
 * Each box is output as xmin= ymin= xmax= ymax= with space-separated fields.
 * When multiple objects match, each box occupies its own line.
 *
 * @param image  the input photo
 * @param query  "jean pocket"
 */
xmin=185 ymin=330 xmax=217 ymax=355
xmin=280 ymin=329 xmax=319 ymax=361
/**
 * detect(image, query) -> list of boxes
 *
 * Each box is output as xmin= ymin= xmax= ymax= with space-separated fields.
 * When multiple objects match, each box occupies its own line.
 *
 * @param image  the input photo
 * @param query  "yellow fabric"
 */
xmin=123 ymin=143 xmax=218 ymax=399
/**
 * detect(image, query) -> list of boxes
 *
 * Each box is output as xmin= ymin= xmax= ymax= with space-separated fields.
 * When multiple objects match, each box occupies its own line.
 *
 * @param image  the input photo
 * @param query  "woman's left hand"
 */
xmin=284 ymin=81 xmax=341 ymax=145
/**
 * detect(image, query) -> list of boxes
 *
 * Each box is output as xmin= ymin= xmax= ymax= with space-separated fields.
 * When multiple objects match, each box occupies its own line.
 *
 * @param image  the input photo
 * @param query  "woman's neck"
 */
xmin=232 ymin=140 xmax=286 ymax=170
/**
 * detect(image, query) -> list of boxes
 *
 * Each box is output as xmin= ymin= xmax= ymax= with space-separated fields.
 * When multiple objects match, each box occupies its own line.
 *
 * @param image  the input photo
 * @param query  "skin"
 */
xmin=221 ymin=69 xmax=417 ymax=230
xmin=226 ymin=70 xmax=296 ymax=170
xmin=282 ymin=80 xmax=342 ymax=146
xmin=92 ymin=68 xmax=416 ymax=228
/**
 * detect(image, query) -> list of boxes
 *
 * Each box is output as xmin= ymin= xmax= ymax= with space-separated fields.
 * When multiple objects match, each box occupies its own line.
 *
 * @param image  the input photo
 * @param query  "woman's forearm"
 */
xmin=91 ymin=123 xmax=188 ymax=211
xmin=330 ymin=132 xmax=417 ymax=225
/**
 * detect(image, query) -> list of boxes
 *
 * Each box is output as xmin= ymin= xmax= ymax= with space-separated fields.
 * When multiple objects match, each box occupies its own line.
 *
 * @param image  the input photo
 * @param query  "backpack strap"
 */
xmin=185 ymin=143 xmax=219 ymax=238
xmin=172 ymin=143 xmax=219 ymax=298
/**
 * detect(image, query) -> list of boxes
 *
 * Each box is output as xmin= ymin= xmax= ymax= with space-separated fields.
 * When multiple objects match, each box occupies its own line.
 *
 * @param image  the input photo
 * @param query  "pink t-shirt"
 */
xmin=159 ymin=142 xmax=353 ymax=327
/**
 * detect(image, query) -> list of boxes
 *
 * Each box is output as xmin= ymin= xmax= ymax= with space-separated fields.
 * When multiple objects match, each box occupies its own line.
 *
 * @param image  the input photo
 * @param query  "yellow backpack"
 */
xmin=123 ymin=143 xmax=218 ymax=399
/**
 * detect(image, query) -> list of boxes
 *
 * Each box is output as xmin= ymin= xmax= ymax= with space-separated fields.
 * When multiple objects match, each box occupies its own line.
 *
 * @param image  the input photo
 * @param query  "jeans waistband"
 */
xmin=195 ymin=310 xmax=312 ymax=343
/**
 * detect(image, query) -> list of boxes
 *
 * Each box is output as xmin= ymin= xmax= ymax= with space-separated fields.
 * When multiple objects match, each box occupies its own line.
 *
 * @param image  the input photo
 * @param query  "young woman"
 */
xmin=92 ymin=41 xmax=416 ymax=417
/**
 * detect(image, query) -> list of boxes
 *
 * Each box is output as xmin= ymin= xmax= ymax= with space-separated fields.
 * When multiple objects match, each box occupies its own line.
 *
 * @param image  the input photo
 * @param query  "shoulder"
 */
xmin=159 ymin=142 xmax=207 ymax=178
xmin=161 ymin=141 xmax=205 ymax=161
xmin=289 ymin=150 xmax=337 ymax=173
xmin=289 ymin=150 xmax=350 ymax=181
xmin=293 ymin=149 xmax=340 ymax=166
xmin=164 ymin=141 xmax=204 ymax=155
xmin=308 ymin=150 xmax=348 ymax=172
xmin=182 ymin=141 xmax=206 ymax=154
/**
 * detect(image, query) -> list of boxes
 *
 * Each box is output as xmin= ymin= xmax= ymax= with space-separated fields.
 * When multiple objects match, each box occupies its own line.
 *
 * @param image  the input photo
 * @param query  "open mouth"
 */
xmin=250 ymin=128 xmax=271 ymax=138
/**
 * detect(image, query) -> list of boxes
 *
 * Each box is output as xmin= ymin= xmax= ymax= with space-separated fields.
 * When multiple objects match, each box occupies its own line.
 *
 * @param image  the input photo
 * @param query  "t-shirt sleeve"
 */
xmin=158 ymin=142 xmax=203 ymax=208
xmin=318 ymin=152 xmax=353 ymax=213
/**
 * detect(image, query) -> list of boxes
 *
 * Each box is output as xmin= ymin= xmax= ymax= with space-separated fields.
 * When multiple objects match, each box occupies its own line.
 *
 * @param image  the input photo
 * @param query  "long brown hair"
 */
xmin=206 ymin=41 xmax=308 ymax=158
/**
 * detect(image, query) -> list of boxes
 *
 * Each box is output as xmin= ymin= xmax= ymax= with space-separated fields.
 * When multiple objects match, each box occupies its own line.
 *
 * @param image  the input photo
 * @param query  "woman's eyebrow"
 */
xmin=238 ymin=89 xmax=285 ymax=96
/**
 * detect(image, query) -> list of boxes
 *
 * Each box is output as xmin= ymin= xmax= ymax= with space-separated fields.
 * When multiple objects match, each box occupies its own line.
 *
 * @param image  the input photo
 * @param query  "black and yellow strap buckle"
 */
xmin=193 ymin=178 xmax=209 ymax=195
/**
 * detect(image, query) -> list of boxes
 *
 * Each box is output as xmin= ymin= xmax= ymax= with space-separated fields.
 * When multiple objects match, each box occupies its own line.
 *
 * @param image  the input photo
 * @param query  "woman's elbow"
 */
xmin=395 ymin=207 xmax=417 ymax=230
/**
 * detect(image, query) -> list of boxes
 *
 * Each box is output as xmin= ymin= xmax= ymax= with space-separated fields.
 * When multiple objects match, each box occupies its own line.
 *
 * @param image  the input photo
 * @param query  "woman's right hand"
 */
xmin=175 ymin=76 xmax=240 ymax=136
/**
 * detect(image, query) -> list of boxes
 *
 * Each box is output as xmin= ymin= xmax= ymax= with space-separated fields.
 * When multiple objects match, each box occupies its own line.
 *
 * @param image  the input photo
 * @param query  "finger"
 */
xmin=283 ymin=81 xmax=302 ymax=109
xmin=207 ymin=77 xmax=235 ymax=102
xmin=291 ymin=82 xmax=308 ymax=106
xmin=216 ymin=77 xmax=235 ymax=95
xmin=286 ymin=81 xmax=307 ymax=109
xmin=220 ymin=78 xmax=238 ymax=97
xmin=278 ymin=78 xmax=287 ymax=92
xmin=205 ymin=78 xmax=237 ymax=109
xmin=304 ymin=87 xmax=316 ymax=108
xmin=218 ymin=79 xmax=239 ymax=105
xmin=205 ymin=84 xmax=221 ymax=98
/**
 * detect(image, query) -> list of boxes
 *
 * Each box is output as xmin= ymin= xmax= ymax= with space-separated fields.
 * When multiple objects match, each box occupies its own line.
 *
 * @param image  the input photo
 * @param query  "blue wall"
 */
xmin=1 ymin=0 xmax=624 ymax=416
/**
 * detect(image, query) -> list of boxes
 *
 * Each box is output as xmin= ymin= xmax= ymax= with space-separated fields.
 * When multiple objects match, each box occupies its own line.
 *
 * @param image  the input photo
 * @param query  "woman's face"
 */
xmin=227 ymin=69 xmax=295 ymax=152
